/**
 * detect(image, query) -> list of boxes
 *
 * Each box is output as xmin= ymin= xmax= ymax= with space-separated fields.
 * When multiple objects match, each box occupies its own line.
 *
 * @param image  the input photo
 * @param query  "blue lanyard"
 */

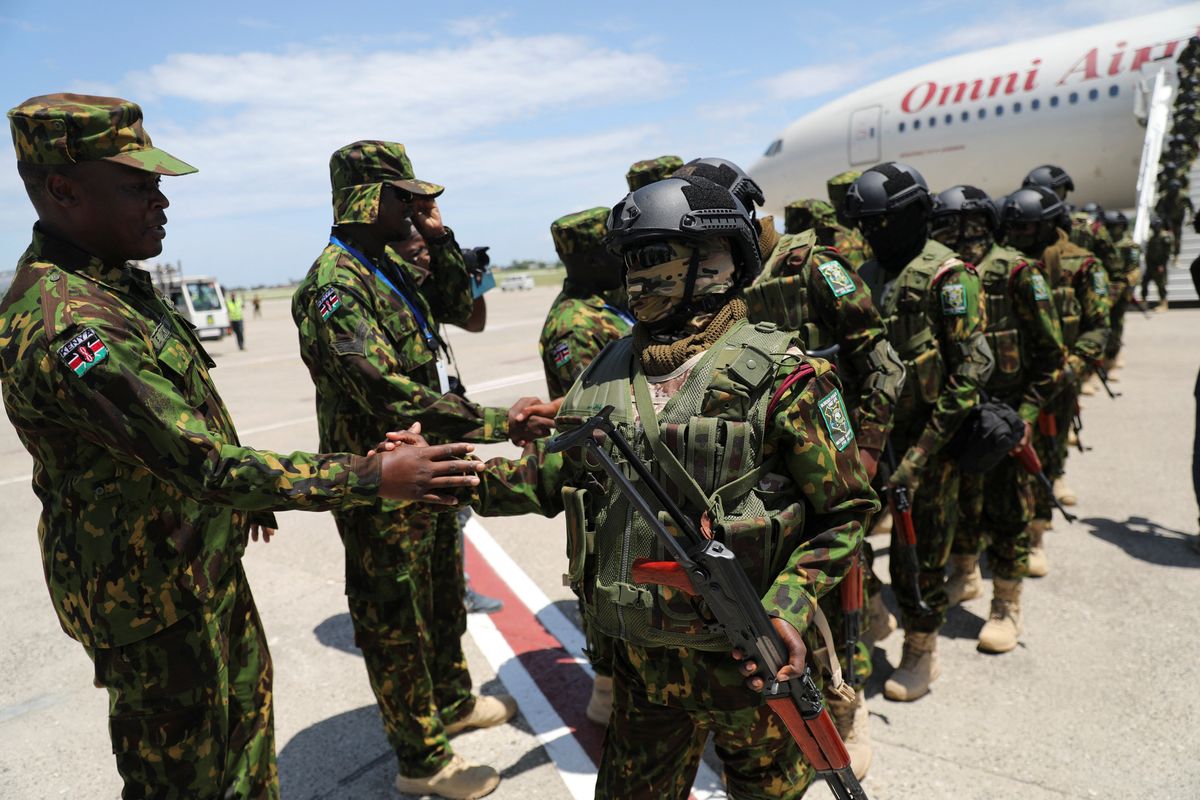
xmin=329 ymin=236 xmax=437 ymax=350
xmin=604 ymin=303 xmax=636 ymax=327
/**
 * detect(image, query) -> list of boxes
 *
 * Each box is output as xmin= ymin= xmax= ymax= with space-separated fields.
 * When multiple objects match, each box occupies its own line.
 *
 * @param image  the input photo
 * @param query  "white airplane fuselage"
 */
xmin=750 ymin=7 xmax=1200 ymax=215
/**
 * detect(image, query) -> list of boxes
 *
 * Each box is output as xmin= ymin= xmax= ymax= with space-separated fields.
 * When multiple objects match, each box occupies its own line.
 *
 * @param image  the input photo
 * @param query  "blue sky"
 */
xmin=0 ymin=0 xmax=1186 ymax=286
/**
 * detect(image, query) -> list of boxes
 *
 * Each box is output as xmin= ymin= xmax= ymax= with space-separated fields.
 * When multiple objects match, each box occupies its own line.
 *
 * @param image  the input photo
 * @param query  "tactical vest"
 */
xmin=555 ymin=320 xmax=801 ymax=651
xmin=1042 ymin=237 xmax=1093 ymax=349
xmin=867 ymin=240 xmax=962 ymax=416
xmin=976 ymin=245 xmax=1033 ymax=395
xmin=744 ymin=231 xmax=837 ymax=352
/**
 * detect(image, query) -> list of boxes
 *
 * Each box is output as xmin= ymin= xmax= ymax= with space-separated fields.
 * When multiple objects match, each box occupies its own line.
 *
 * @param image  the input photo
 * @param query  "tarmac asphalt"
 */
xmin=1 ymin=286 xmax=1198 ymax=799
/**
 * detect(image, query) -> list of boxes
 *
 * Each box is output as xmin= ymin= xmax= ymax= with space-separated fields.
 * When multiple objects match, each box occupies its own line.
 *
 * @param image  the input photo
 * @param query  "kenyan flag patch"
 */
xmin=58 ymin=328 xmax=108 ymax=377
xmin=318 ymin=287 xmax=342 ymax=321
xmin=551 ymin=340 xmax=572 ymax=368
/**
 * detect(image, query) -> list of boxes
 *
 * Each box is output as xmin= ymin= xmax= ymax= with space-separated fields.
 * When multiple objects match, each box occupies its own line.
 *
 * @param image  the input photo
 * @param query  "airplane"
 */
xmin=749 ymin=6 xmax=1200 ymax=215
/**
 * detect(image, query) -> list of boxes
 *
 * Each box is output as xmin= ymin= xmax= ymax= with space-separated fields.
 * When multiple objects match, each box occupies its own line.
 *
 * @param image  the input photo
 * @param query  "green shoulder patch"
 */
xmin=58 ymin=328 xmax=109 ymax=378
xmin=818 ymin=388 xmax=855 ymax=451
xmin=1091 ymin=270 xmax=1108 ymax=296
xmin=940 ymin=282 xmax=967 ymax=315
xmin=817 ymin=260 xmax=856 ymax=298
xmin=1031 ymin=272 xmax=1050 ymax=302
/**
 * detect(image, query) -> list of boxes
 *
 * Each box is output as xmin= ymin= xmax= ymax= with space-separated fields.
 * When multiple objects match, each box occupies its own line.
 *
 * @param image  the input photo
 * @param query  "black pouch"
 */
xmin=943 ymin=400 xmax=1026 ymax=473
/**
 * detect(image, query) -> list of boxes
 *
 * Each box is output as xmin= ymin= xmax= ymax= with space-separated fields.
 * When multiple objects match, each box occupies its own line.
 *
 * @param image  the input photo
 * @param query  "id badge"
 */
xmin=436 ymin=358 xmax=451 ymax=394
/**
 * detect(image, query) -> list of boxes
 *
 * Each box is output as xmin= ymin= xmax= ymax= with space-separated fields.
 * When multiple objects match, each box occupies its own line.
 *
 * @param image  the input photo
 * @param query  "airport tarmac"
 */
xmin=1 ymin=284 xmax=1198 ymax=799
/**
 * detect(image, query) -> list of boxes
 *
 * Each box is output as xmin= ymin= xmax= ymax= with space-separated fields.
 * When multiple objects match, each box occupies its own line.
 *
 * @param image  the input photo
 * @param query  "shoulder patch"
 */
xmin=940 ymin=282 xmax=967 ymax=315
xmin=1030 ymin=272 xmax=1050 ymax=302
xmin=818 ymin=388 xmax=855 ymax=451
xmin=551 ymin=340 xmax=572 ymax=368
xmin=150 ymin=316 xmax=172 ymax=353
xmin=1091 ymin=270 xmax=1108 ymax=296
xmin=58 ymin=328 xmax=108 ymax=377
xmin=817 ymin=260 xmax=856 ymax=297
xmin=318 ymin=286 xmax=342 ymax=321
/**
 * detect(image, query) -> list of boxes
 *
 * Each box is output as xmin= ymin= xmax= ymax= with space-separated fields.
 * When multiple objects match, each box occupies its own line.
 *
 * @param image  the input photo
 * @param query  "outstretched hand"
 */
xmin=732 ymin=617 xmax=808 ymax=692
xmin=377 ymin=438 xmax=482 ymax=505
xmin=509 ymin=396 xmax=562 ymax=446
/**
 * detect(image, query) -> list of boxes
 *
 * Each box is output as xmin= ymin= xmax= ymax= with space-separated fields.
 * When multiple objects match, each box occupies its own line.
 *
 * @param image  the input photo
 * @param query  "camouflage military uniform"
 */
xmin=1156 ymin=192 xmax=1194 ymax=258
xmin=746 ymin=228 xmax=904 ymax=688
xmin=826 ymin=172 xmax=873 ymax=268
xmin=1030 ymin=230 xmax=1111 ymax=520
xmin=860 ymin=240 xmax=993 ymax=632
xmin=953 ymin=245 xmax=1065 ymax=577
xmin=291 ymin=142 xmax=506 ymax=779
xmin=1143 ymin=228 xmax=1174 ymax=304
xmin=1 ymin=95 xmax=383 ymax=799
xmin=1069 ymin=213 xmax=1118 ymax=275
xmin=781 ymin=199 xmax=871 ymax=269
xmin=469 ymin=308 xmax=876 ymax=799
xmin=626 ymin=155 xmax=684 ymax=191
xmin=1106 ymin=233 xmax=1140 ymax=361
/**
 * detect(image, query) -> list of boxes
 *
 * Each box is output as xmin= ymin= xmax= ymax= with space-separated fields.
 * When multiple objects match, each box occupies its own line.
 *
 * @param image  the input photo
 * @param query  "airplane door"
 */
xmin=849 ymin=106 xmax=882 ymax=165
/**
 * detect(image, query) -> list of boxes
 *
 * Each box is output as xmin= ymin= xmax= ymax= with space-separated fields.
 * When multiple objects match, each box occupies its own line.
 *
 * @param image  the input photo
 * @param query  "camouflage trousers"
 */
xmin=889 ymin=449 xmax=961 ymax=633
xmin=597 ymin=643 xmax=814 ymax=799
xmin=1033 ymin=388 xmax=1075 ymax=521
xmin=953 ymin=459 xmax=1033 ymax=580
xmin=87 ymin=563 xmax=277 ymax=800
xmin=1142 ymin=262 xmax=1169 ymax=304
xmin=336 ymin=505 xmax=474 ymax=778
xmin=812 ymin=542 xmax=877 ymax=691
xmin=1106 ymin=279 xmax=1130 ymax=359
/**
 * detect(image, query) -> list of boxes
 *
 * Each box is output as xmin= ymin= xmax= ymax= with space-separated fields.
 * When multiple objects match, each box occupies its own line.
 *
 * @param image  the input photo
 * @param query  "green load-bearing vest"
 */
xmin=555 ymin=319 xmax=802 ymax=652
xmin=870 ymin=239 xmax=962 ymax=416
xmin=744 ymin=231 xmax=837 ymax=353
xmin=1043 ymin=236 xmax=1095 ymax=350
xmin=976 ymin=244 xmax=1034 ymax=396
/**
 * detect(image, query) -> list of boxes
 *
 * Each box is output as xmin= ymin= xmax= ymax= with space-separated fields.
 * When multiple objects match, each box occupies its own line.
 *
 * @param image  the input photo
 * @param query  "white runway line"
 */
xmin=463 ymin=517 xmax=727 ymax=798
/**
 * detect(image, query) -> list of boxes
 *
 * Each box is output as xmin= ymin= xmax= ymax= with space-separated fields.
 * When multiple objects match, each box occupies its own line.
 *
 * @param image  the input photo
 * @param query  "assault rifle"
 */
xmin=841 ymin=552 xmax=864 ymax=688
xmin=1012 ymin=444 xmax=1077 ymax=522
xmin=1090 ymin=361 xmax=1122 ymax=399
xmin=547 ymin=407 xmax=867 ymax=800
xmin=884 ymin=442 xmax=931 ymax=615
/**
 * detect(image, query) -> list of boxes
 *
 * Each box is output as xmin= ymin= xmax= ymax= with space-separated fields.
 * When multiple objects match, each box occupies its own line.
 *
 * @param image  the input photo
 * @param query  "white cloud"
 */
xmin=447 ymin=13 xmax=512 ymax=38
xmin=762 ymin=63 xmax=870 ymax=101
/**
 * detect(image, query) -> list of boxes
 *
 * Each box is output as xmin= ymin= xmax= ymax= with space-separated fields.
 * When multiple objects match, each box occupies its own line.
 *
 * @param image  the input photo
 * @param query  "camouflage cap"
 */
xmin=7 ymin=93 xmax=196 ymax=175
xmin=330 ymin=140 xmax=444 ymax=225
xmin=826 ymin=170 xmax=862 ymax=211
xmin=551 ymin=206 xmax=623 ymax=287
xmin=625 ymin=155 xmax=684 ymax=192
xmin=783 ymin=198 xmax=837 ymax=235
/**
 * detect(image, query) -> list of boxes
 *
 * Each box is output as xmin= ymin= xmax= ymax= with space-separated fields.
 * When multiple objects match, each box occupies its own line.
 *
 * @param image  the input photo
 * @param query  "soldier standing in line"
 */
xmin=1156 ymin=179 xmax=1193 ymax=263
xmin=290 ymin=141 xmax=557 ymax=800
xmin=825 ymin=170 xmax=873 ymax=269
xmin=538 ymin=206 xmax=634 ymax=724
xmin=625 ymin=155 xmax=684 ymax=191
xmin=470 ymin=174 xmax=876 ymax=798
xmin=1101 ymin=210 xmax=1139 ymax=372
xmin=931 ymin=186 xmax=1066 ymax=653
xmin=1142 ymin=216 xmax=1174 ymax=311
xmin=676 ymin=157 xmax=903 ymax=777
xmin=0 ymin=94 xmax=483 ymax=800
xmin=1003 ymin=185 xmax=1110 ymax=575
xmin=780 ymin=197 xmax=869 ymax=267
xmin=844 ymin=163 xmax=994 ymax=702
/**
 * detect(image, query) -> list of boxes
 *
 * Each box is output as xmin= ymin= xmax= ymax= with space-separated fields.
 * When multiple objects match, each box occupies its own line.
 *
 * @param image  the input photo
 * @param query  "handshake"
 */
xmin=372 ymin=396 xmax=561 ymax=504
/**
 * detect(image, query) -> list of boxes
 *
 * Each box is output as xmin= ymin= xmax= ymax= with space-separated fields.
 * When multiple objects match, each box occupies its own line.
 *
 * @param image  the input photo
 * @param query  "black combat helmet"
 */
xmin=1103 ymin=210 xmax=1128 ymax=237
xmin=671 ymin=157 xmax=765 ymax=213
xmin=606 ymin=175 xmax=762 ymax=289
xmin=932 ymin=185 xmax=1000 ymax=230
xmin=1022 ymin=165 xmax=1075 ymax=196
xmin=1082 ymin=201 xmax=1103 ymax=216
xmin=842 ymin=162 xmax=932 ymax=219
xmin=1001 ymin=186 xmax=1066 ymax=225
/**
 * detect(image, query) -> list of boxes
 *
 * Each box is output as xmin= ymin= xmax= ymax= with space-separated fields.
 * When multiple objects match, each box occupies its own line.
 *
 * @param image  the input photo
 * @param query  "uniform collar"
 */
xmin=28 ymin=224 xmax=146 ymax=293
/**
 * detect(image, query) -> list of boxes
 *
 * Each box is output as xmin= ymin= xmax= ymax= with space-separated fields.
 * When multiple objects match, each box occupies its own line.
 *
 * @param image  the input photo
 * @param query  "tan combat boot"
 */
xmin=1103 ymin=357 xmax=1121 ymax=382
xmin=1156 ymin=298 xmax=1169 ymax=313
xmin=1027 ymin=518 xmax=1050 ymax=577
xmin=871 ymin=509 xmax=893 ymax=536
xmin=585 ymin=674 xmax=613 ymax=725
xmin=394 ymin=755 xmax=500 ymax=800
xmin=1053 ymin=476 xmax=1077 ymax=506
xmin=444 ymin=695 xmax=518 ymax=735
xmin=827 ymin=688 xmax=873 ymax=779
xmin=945 ymin=553 xmax=983 ymax=606
xmin=884 ymin=631 xmax=940 ymax=702
xmin=1115 ymin=354 xmax=1126 ymax=369
xmin=977 ymin=578 xmax=1022 ymax=654
xmin=864 ymin=591 xmax=896 ymax=645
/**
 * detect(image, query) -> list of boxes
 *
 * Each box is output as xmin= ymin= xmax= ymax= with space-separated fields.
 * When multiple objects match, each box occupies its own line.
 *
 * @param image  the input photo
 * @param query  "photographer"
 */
xmin=290 ymin=141 xmax=557 ymax=799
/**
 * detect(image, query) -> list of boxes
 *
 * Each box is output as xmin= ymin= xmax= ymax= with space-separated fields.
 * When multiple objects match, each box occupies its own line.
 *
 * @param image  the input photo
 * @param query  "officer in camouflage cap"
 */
xmin=469 ymin=174 xmax=877 ymax=797
xmin=625 ymin=154 xmax=684 ymax=191
xmin=0 ymin=95 xmax=481 ymax=799
xmin=539 ymin=207 xmax=634 ymax=725
xmin=783 ymin=197 xmax=872 ymax=269
xmin=292 ymin=140 xmax=558 ymax=800
xmin=825 ymin=171 xmax=872 ymax=267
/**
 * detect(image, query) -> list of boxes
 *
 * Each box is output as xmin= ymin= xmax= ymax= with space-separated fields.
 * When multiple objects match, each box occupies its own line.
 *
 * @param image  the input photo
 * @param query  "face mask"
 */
xmin=625 ymin=238 xmax=736 ymax=323
xmin=859 ymin=205 xmax=928 ymax=268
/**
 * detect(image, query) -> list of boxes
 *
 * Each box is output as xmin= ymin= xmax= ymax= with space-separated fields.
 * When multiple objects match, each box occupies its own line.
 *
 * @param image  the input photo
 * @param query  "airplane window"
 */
xmin=1013 ymin=101 xmax=1022 ymax=113
xmin=961 ymin=110 xmax=969 ymax=122
xmin=1109 ymin=85 xmax=1119 ymax=97
xmin=995 ymin=105 xmax=1004 ymax=117
xmin=764 ymin=139 xmax=783 ymax=156
xmin=945 ymin=114 xmax=953 ymax=125
xmin=1050 ymin=95 xmax=1059 ymax=107
xmin=914 ymin=119 xmax=921 ymax=130
xmin=1069 ymin=92 xmax=1079 ymax=104
xmin=1032 ymin=98 xmax=1041 ymax=110
xmin=929 ymin=116 xmax=936 ymax=127
xmin=978 ymin=108 xmax=987 ymax=119
xmin=1088 ymin=88 xmax=1099 ymax=101
xmin=899 ymin=121 xmax=906 ymax=133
